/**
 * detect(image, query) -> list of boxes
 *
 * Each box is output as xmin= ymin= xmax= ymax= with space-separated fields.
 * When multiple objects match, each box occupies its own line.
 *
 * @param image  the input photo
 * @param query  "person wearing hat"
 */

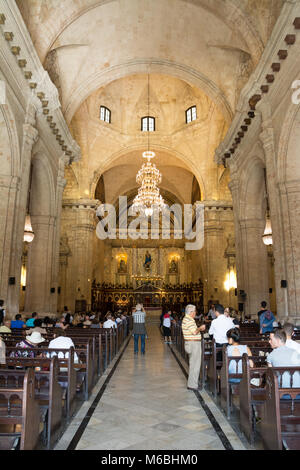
xmin=11 ymin=331 xmax=46 ymax=358
xmin=132 ymin=303 xmax=147 ymax=355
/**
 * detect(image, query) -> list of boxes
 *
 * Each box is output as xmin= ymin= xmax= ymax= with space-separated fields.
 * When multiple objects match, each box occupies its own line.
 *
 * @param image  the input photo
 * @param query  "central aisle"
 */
xmin=74 ymin=324 xmax=244 ymax=450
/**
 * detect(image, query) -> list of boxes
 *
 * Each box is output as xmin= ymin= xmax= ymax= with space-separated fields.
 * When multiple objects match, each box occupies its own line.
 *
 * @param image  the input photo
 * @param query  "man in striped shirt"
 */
xmin=182 ymin=304 xmax=206 ymax=391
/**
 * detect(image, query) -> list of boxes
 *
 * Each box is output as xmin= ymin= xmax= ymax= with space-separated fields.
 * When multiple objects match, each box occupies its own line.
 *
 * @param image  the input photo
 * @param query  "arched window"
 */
xmin=100 ymin=106 xmax=111 ymax=123
xmin=141 ymin=116 xmax=155 ymax=131
xmin=186 ymin=106 xmax=197 ymax=124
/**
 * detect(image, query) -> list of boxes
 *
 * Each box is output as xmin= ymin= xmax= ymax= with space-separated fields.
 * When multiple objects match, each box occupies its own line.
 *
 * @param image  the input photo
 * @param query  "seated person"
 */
xmin=267 ymin=329 xmax=300 ymax=395
xmin=48 ymin=331 xmax=79 ymax=364
xmin=42 ymin=316 xmax=54 ymax=328
xmin=227 ymin=328 xmax=253 ymax=383
xmin=27 ymin=318 xmax=47 ymax=335
xmin=83 ymin=314 xmax=92 ymax=327
xmin=283 ymin=322 xmax=300 ymax=353
xmin=0 ymin=320 xmax=11 ymax=333
xmin=26 ymin=312 xmax=38 ymax=328
xmin=55 ymin=316 xmax=69 ymax=330
xmin=10 ymin=331 xmax=45 ymax=358
xmin=10 ymin=313 xmax=26 ymax=329
xmin=103 ymin=315 xmax=116 ymax=329
xmin=90 ymin=319 xmax=101 ymax=329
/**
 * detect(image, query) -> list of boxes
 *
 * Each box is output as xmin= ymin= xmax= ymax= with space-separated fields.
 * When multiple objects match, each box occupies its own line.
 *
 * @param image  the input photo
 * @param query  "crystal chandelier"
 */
xmin=132 ymin=150 xmax=165 ymax=217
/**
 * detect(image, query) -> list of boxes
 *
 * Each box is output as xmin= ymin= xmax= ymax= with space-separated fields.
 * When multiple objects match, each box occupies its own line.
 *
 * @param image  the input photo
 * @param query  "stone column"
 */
xmin=0 ymin=175 xmax=20 ymax=305
xmin=239 ymin=218 xmax=269 ymax=317
xmin=6 ymin=120 xmax=38 ymax=316
xmin=49 ymin=156 xmax=68 ymax=314
xmin=66 ymin=199 xmax=99 ymax=311
xmin=24 ymin=215 xmax=56 ymax=314
xmin=260 ymin=122 xmax=289 ymax=319
xmin=278 ymin=181 xmax=300 ymax=320
xmin=203 ymin=202 xmax=227 ymax=308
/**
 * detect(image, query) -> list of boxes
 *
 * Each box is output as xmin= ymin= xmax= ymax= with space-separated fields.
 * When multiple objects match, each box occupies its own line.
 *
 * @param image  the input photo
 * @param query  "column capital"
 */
xmin=62 ymin=198 xmax=100 ymax=210
xmin=23 ymin=123 xmax=38 ymax=145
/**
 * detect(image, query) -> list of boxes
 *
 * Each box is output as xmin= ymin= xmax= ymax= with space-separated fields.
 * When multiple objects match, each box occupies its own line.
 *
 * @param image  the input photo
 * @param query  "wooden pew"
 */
xmin=239 ymin=354 xmax=268 ymax=444
xmin=207 ymin=338 xmax=270 ymax=399
xmin=261 ymin=367 xmax=300 ymax=450
xmin=2 ymin=356 xmax=63 ymax=449
xmin=220 ymin=346 xmax=271 ymax=419
xmin=0 ymin=368 xmax=41 ymax=450
xmin=207 ymin=340 xmax=223 ymax=397
xmin=200 ymin=336 xmax=212 ymax=389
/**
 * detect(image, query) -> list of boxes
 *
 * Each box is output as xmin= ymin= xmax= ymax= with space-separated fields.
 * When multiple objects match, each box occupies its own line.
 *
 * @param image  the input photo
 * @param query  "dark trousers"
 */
xmin=216 ymin=343 xmax=227 ymax=362
xmin=134 ymin=334 xmax=145 ymax=353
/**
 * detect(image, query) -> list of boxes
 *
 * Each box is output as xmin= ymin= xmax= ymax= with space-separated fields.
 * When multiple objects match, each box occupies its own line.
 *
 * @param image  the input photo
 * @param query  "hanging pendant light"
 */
xmin=24 ymin=214 xmax=35 ymax=243
xmin=23 ymin=164 xmax=35 ymax=243
xmin=262 ymin=210 xmax=273 ymax=246
xmin=262 ymin=169 xmax=273 ymax=246
xmin=132 ymin=75 xmax=165 ymax=217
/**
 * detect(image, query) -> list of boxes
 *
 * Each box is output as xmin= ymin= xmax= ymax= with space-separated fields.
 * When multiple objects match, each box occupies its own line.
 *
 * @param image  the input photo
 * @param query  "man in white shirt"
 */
xmin=283 ymin=322 xmax=300 ymax=353
xmin=103 ymin=315 xmax=116 ymax=328
xmin=209 ymin=304 xmax=235 ymax=346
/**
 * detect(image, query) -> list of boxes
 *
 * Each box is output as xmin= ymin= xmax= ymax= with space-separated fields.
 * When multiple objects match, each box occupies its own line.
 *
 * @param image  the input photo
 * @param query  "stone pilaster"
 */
xmin=278 ymin=181 xmax=300 ymax=321
xmin=203 ymin=202 xmax=226 ymax=308
xmin=63 ymin=199 xmax=99 ymax=312
xmin=24 ymin=215 xmax=56 ymax=314
xmin=239 ymin=218 xmax=269 ymax=317
xmin=0 ymin=175 xmax=20 ymax=305
xmin=6 ymin=119 xmax=38 ymax=316
xmin=259 ymin=122 xmax=289 ymax=319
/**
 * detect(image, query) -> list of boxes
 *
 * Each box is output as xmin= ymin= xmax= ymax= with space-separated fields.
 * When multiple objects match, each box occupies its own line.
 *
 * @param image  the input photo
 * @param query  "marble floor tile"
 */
xmin=55 ymin=324 xmax=247 ymax=451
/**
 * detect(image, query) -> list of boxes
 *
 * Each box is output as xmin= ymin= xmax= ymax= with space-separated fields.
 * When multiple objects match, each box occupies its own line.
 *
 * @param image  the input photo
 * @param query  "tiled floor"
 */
xmin=56 ymin=324 xmax=246 ymax=450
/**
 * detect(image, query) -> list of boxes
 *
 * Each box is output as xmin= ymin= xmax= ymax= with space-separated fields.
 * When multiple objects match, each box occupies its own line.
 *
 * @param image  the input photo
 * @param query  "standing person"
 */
xmin=132 ymin=303 xmax=147 ymax=355
xmin=162 ymin=310 xmax=173 ymax=344
xmin=259 ymin=308 xmax=275 ymax=334
xmin=209 ymin=304 xmax=235 ymax=347
xmin=181 ymin=304 xmax=206 ymax=391
xmin=257 ymin=301 xmax=268 ymax=321
xmin=207 ymin=304 xmax=216 ymax=321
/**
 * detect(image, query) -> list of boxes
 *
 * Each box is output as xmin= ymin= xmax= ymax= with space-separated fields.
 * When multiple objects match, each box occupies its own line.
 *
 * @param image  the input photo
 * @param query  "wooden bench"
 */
xmin=261 ymin=367 xmax=300 ymax=450
xmin=239 ymin=354 xmax=268 ymax=444
xmin=207 ymin=338 xmax=270 ymax=398
xmin=220 ymin=346 xmax=271 ymax=419
xmin=1 ymin=356 xmax=63 ymax=449
xmin=0 ymin=367 xmax=40 ymax=450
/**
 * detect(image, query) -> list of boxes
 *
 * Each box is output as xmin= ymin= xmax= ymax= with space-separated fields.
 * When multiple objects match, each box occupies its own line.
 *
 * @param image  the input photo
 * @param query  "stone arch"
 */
xmin=64 ymin=60 xmax=233 ymax=126
xmin=23 ymin=0 xmax=263 ymax=68
xmin=0 ymin=103 xmax=21 ymax=178
xmin=90 ymin=144 xmax=206 ymax=201
xmin=239 ymin=157 xmax=266 ymax=221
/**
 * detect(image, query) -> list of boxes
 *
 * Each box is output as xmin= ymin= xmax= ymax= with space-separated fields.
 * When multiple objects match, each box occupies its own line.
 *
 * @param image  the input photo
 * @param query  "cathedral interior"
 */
xmin=1 ymin=0 xmax=300 ymax=452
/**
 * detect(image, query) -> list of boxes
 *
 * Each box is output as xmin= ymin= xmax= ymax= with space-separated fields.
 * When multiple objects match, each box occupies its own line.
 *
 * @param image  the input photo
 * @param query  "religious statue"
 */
xmin=118 ymin=258 xmax=127 ymax=273
xmin=169 ymin=258 xmax=178 ymax=273
xmin=144 ymin=250 xmax=152 ymax=270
